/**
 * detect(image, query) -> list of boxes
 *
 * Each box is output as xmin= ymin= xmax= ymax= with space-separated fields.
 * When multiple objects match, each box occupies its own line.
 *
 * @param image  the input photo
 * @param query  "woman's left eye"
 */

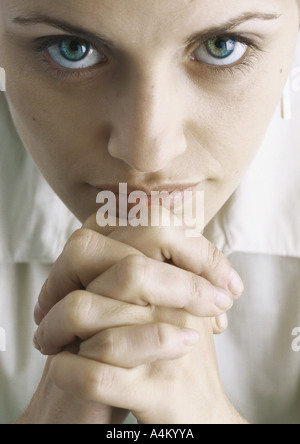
xmin=46 ymin=38 xmax=107 ymax=69
xmin=192 ymin=36 xmax=248 ymax=66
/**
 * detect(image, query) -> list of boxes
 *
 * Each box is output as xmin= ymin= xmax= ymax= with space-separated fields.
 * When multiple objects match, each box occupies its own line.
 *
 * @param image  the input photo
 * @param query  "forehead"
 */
xmin=1 ymin=0 xmax=287 ymax=53
xmin=3 ymin=0 xmax=284 ymax=28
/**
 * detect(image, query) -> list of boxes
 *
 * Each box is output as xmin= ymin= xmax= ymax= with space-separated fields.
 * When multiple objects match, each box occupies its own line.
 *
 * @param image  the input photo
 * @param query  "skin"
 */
xmin=0 ymin=0 xmax=299 ymax=424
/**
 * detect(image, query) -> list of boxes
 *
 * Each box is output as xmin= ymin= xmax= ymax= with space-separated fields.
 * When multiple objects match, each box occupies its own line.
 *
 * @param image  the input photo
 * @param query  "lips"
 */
xmin=91 ymin=182 xmax=203 ymax=195
xmin=90 ymin=182 xmax=204 ymax=214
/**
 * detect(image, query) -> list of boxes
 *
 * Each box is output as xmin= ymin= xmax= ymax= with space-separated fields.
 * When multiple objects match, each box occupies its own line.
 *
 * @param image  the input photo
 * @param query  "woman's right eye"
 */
xmin=46 ymin=38 xmax=107 ymax=69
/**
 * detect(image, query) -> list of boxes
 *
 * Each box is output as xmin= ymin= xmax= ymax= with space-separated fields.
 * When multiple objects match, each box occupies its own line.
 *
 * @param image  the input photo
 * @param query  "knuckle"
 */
xmin=206 ymin=242 xmax=224 ymax=270
xmin=66 ymin=229 xmax=90 ymax=253
xmin=95 ymin=330 xmax=115 ymax=359
xmin=151 ymin=323 xmax=168 ymax=350
xmin=116 ymin=254 xmax=147 ymax=292
xmin=65 ymin=228 xmax=105 ymax=262
xmin=49 ymin=352 xmax=115 ymax=402
xmin=204 ymin=240 xmax=233 ymax=289
xmin=89 ymin=365 xmax=116 ymax=399
xmin=63 ymin=290 xmax=90 ymax=330
xmin=188 ymin=272 xmax=201 ymax=303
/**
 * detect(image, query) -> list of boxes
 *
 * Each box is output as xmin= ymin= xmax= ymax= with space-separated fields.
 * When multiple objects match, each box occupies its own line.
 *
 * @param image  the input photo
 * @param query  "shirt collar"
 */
xmin=205 ymin=100 xmax=300 ymax=258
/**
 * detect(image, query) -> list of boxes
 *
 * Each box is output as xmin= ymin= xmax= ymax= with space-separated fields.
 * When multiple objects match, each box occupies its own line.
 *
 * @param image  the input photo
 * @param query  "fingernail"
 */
xmin=229 ymin=269 xmax=244 ymax=297
xmin=214 ymin=287 xmax=233 ymax=310
xmin=181 ymin=329 xmax=200 ymax=346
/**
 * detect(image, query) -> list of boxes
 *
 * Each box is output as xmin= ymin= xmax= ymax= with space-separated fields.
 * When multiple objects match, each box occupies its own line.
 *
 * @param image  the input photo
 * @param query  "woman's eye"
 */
xmin=46 ymin=38 xmax=107 ymax=69
xmin=192 ymin=36 xmax=248 ymax=66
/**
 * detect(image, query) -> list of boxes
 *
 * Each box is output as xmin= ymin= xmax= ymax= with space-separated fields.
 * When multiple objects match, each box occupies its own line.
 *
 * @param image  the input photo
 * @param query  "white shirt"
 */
xmin=0 ymin=36 xmax=299 ymax=424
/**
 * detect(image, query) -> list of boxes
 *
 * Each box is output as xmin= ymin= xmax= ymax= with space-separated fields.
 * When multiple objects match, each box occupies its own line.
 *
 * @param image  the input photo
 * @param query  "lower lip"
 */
xmin=115 ymin=191 xmax=185 ymax=210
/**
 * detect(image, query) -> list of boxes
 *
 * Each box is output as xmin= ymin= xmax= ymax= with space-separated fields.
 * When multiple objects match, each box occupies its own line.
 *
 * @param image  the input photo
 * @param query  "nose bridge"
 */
xmin=135 ymin=64 xmax=172 ymax=131
xmin=108 ymin=61 xmax=187 ymax=172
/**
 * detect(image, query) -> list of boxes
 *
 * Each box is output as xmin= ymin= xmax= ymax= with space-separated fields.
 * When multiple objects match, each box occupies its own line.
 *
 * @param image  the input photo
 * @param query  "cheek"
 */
xmin=6 ymin=74 xmax=99 ymax=179
xmin=187 ymin=64 xmax=288 ymax=225
xmin=7 ymin=88 xmax=65 ymax=172
xmin=199 ymin=72 xmax=286 ymax=177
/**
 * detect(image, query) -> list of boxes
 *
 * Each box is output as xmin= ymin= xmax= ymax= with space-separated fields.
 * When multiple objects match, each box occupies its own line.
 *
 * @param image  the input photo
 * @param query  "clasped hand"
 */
xmin=32 ymin=210 xmax=244 ymax=424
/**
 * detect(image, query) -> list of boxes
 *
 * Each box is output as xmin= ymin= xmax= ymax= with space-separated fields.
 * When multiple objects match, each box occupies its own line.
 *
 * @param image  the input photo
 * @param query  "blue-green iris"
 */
xmin=206 ymin=37 xmax=236 ymax=59
xmin=58 ymin=39 xmax=90 ymax=62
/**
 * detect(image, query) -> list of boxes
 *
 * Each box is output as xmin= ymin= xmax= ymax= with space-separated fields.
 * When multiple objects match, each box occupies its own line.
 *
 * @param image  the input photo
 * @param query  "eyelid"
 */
xmin=187 ymin=32 xmax=264 ymax=78
xmin=187 ymin=31 xmax=262 ymax=56
xmin=33 ymin=34 xmax=107 ymax=56
xmin=186 ymin=25 xmax=265 ymax=49
xmin=32 ymin=34 xmax=109 ymax=82
xmin=33 ymin=32 xmax=264 ymax=82
xmin=189 ymin=32 xmax=263 ymax=65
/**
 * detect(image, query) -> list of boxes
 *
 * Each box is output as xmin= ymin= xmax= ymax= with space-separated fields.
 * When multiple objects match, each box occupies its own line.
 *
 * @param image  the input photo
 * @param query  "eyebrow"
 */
xmin=186 ymin=11 xmax=281 ymax=45
xmin=12 ymin=14 xmax=116 ymax=48
xmin=12 ymin=11 xmax=281 ymax=48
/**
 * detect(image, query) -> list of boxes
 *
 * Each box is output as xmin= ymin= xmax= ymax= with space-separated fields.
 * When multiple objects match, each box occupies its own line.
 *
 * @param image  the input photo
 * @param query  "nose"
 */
xmin=107 ymin=65 xmax=187 ymax=173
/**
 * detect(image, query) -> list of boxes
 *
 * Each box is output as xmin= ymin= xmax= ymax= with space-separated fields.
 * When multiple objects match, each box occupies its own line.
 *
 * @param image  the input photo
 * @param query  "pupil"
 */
xmin=70 ymin=41 xmax=80 ymax=52
xmin=215 ymin=38 xmax=225 ymax=50
xmin=60 ymin=39 xmax=89 ymax=61
xmin=206 ymin=37 xmax=235 ymax=59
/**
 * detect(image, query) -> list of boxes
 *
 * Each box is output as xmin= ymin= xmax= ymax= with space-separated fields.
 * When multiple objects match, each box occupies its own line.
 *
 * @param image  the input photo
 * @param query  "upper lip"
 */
xmin=92 ymin=182 xmax=204 ymax=195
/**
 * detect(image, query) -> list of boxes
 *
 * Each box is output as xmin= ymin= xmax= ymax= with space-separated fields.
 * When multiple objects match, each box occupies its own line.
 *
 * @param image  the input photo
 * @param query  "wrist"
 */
xmin=138 ymin=394 xmax=247 ymax=425
xmin=208 ymin=393 xmax=249 ymax=424
xmin=133 ymin=362 xmax=248 ymax=425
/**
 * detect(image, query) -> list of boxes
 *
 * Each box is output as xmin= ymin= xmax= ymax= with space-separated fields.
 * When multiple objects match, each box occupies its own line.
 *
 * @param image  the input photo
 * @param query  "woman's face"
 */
xmin=0 ymin=0 xmax=299 ymax=224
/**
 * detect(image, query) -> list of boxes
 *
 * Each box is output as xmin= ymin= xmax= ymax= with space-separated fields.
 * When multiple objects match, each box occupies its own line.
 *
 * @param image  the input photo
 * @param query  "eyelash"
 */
xmin=193 ymin=33 xmax=263 ymax=76
xmin=32 ymin=33 xmax=263 ymax=81
xmin=33 ymin=35 xmax=105 ymax=81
